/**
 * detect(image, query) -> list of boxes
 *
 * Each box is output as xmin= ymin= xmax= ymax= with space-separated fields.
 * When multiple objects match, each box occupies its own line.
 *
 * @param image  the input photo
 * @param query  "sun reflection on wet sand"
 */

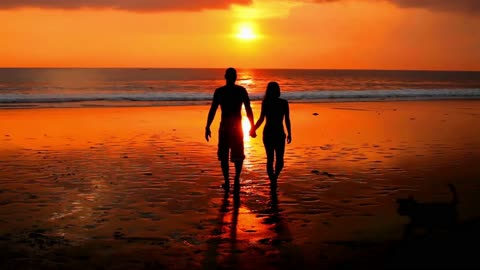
xmin=242 ymin=115 xmax=252 ymax=142
xmin=205 ymin=188 xmax=295 ymax=269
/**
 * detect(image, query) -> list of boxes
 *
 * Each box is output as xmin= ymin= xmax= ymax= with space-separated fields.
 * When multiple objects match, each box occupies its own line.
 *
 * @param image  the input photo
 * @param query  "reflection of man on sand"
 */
xmin=205 ymin=68 xmax=255 ymax=192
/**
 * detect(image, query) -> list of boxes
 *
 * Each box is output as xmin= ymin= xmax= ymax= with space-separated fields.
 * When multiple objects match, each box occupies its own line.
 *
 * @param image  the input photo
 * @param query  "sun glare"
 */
xmin=242 ymin=116 xmax=251 ymax=140
xmin=235 ymin=23 xmax=258 ymax=41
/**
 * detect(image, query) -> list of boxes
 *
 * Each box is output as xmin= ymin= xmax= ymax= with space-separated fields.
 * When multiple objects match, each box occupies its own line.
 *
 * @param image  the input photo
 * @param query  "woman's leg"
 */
xmin=274 ymin=138 xmax=286 ymax=179
xmin=264 ymin=140 xmax=275 ymax=181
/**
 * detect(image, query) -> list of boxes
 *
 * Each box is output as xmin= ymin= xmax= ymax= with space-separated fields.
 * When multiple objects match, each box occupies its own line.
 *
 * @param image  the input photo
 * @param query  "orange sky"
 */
xmin=1 ymin=0 xmax=479 ymax=70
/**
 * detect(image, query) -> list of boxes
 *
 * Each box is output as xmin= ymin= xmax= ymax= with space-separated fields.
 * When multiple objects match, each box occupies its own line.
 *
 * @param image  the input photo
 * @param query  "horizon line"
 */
xmin=1 ymin=67 xmax=479 ymax=73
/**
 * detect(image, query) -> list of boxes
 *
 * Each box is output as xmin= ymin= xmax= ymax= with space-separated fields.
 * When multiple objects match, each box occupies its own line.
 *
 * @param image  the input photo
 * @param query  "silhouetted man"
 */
xmin=205 ymin=68 xmax=255 ymax=192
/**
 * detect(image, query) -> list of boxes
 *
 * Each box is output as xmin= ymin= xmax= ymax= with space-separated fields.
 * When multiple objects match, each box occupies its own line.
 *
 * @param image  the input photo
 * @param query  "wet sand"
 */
xmin=1 ymin=100 xmax=480 ymax=269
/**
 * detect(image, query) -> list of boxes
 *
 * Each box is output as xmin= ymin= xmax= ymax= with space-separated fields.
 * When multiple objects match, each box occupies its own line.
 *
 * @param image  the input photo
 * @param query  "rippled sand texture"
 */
xmin=1 ymin=101 xmax=480 ymax=269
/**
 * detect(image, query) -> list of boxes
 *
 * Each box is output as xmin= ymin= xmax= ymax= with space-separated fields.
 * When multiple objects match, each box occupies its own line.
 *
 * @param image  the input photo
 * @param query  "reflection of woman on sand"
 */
xmin=252 ymin=82 xmax=292 ymax=187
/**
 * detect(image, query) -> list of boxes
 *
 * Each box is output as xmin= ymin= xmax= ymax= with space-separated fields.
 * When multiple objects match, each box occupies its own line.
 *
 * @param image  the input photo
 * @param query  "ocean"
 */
xmin=1 ymin=68 xmax=479 ymax=108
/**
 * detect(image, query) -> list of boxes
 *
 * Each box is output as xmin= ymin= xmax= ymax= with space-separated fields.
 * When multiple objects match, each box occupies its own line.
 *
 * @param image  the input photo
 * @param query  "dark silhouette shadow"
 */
xmin=202 ymin=190 xmax=230 ymax=269
xmin=263 ymin=184 xmax=281 ymax=226
xmin=253 ymin=82 xmax=292 ymax=187
xmin=389 ymin=217 xmax=480 ymax=269
xmin=323 ymin=185 xmax=479 ymax=269
xmin=225 ymin=189 xmax=241 ymax=268
xmin=396 ymin=184 xmax=458 ymax=239
xmin=389 ymin=184 xmax=480 ymax=269
xmin=261 ymin=184 xmax=304 ymax=269
xmin=202 ymin=189 xmax=241 ymax=270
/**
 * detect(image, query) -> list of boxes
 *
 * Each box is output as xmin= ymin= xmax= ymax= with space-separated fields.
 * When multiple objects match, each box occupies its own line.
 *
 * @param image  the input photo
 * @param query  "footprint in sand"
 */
xmin=311 ymin=170 xmax=335 ymax=178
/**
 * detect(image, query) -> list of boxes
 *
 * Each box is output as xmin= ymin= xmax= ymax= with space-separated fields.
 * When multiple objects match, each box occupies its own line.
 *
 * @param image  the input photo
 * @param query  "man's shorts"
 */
xmin=218 ymin=128 xmax=245 ymax=162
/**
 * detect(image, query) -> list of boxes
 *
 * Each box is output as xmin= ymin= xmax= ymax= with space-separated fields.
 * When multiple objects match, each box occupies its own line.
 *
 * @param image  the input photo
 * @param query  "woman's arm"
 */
xmin=254 ymin=103 xmax=266 ymax=131
xmin=285 ymin=100 xmax=292 ymax=143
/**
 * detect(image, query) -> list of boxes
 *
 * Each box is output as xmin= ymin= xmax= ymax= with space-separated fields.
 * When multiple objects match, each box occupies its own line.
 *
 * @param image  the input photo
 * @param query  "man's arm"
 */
xmin=243 ymin=89 xmax=255 ymax=136
xmin=243 ymin=89 xmax=255 ymax=128
xmin=205 ymin=91 xmax=219 ymax=142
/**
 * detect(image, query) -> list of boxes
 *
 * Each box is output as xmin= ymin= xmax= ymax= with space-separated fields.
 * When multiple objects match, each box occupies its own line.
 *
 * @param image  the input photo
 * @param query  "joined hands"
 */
xmin=249 ymin=128 xmax=257 ymax=138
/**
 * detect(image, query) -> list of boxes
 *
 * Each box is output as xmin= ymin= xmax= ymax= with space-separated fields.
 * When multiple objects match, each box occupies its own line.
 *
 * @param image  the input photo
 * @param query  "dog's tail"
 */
xmin=448 ymin=184 xmax=458 ymax=205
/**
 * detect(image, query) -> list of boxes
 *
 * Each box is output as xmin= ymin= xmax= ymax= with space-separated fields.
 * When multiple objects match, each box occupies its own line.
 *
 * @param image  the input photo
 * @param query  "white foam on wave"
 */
xmin=1 ymin=89 xmax=480 ymax=104
xmin=282 ymin=89 xmax=480 ymax=100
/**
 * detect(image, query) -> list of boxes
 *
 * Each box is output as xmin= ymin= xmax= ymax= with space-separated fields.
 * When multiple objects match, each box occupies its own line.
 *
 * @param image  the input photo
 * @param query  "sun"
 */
xmin=237 ymin=26 xmax=256 ymax=40
xmin=235 ymin=23 xmax=258 ymax=41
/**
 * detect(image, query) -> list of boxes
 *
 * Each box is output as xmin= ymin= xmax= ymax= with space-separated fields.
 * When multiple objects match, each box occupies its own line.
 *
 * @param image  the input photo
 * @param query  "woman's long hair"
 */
xmin=263 ymin=81 xmax=281 ymax=106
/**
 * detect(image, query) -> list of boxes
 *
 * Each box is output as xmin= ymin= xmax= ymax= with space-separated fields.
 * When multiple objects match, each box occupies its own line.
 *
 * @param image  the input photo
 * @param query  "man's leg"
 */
xmin=218 ymin=131 xmax=230 ymax=190
xmin=233 ymin=160 xmax=243 ymax=191
xmin=221 ymin=159 xmax=229 ymax=190
xmin=231 ymin=130 xmax=245 ymax=192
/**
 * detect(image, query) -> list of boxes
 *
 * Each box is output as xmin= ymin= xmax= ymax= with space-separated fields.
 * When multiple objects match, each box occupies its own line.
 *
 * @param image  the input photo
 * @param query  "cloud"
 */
xmin=310 ymin=0 xmax=480 ymax=14
xmin=0 ymin=0 xmax=253 ymax=12
xmin=1 ymin=0 xmax=478 ymax=14
xmin=389 ymin=0 xmax=480 ymax=14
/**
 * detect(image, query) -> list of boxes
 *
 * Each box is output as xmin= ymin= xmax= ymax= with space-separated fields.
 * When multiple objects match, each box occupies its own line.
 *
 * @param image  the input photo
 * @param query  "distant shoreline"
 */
xmin=1 ymin=67 xmax=480 ymax=73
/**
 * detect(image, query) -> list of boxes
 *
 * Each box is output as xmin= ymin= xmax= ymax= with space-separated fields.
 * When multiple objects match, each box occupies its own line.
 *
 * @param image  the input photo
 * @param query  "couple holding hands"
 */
xmin=205 ymin=68 xmax=292 ymax=192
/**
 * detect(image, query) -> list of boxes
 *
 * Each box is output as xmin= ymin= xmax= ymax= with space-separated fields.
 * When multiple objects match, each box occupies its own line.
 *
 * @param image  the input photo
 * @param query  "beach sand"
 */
xmin=1 ymin=100 xmax=480 ymax=269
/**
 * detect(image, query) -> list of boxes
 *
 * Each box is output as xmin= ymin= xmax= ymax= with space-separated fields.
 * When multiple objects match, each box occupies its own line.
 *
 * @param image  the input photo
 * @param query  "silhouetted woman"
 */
xmin=253 ymin=82 xmax=292 ymax=187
